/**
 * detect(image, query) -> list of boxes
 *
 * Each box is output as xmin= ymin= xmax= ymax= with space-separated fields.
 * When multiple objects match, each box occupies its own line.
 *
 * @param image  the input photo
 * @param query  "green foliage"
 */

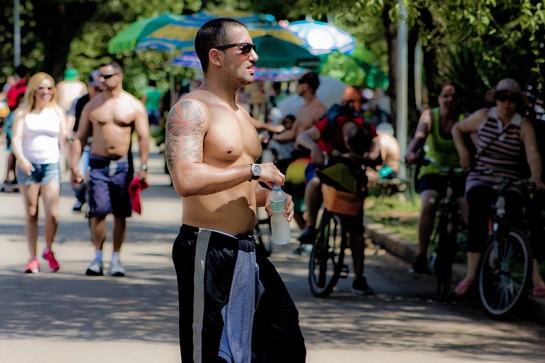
xmin=67 ymin=0 xmax=195 ymax=95
xmin=424 ymin=0 xmax=545 ymax=99
xmin=318 ymin=52 xmax=366 ymax=87
xmin=0 ymin=0 xmax=44 ymax=82
xmin=4 ymin=0 xmax=545 ymax=103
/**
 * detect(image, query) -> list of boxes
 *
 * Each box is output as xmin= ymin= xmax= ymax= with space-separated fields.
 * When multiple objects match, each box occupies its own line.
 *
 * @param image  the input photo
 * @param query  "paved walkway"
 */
xmin=0 ymin=143 xmax=544 ymax=362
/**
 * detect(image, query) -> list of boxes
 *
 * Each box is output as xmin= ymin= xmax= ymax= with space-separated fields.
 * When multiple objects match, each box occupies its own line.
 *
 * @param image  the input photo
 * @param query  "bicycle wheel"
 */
xmin=308 ymin=210 xmax=346 ymax=298
xmin=478 ymin=227 xmax=532 ymax=319
xmin=434 ymin=206 xmax=459 ymax=301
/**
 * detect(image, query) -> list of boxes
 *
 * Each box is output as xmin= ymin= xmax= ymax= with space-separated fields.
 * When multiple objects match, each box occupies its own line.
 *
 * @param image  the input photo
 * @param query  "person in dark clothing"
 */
xmin=68 ymin=70 xmax=102 ymax=212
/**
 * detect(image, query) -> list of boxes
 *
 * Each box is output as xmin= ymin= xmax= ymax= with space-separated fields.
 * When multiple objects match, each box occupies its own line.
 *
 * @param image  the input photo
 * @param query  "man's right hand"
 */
xmin=405 ymin=150 xmax=417 ymax=165
xmin=310 ymin=145 xmax=325 ymax=165
xmin=257 ymin=162 xmax=285 ymax=188
xmin=71 ymin=169 xmax=84 ymax=184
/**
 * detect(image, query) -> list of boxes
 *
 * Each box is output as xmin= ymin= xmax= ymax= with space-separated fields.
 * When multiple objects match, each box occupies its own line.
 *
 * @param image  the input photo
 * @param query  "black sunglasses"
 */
xmin=99 ymin=73 xmax=119 ymax=80
xmin=215 ymin=42 xmax=256 ymax=55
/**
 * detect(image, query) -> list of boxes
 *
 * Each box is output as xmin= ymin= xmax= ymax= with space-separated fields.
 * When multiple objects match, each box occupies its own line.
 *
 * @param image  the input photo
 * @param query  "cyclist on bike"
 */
xmin=451 ymin=78 xmax=545 ymax=296
xmin=405 ymin=82 xmax=468 ymax=274
xmin=295 ymin=103 xmax=381 ymax=295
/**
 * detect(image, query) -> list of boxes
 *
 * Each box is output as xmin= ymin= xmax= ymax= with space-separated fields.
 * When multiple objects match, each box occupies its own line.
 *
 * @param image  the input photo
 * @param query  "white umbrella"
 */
xmin=286 ymin=20 xmax=356 ymax=55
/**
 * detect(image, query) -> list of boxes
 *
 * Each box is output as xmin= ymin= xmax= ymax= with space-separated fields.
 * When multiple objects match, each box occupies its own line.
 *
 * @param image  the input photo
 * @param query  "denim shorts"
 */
xmin=17 ymin=162 xmax=61 ymax=185
xmin=88 ymin=154 xmax=132 ymax=218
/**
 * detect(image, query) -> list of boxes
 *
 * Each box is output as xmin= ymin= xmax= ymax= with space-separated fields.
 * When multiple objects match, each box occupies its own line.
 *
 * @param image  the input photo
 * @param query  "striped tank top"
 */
xmin=466 ymin=107 xmax=524 ymax=194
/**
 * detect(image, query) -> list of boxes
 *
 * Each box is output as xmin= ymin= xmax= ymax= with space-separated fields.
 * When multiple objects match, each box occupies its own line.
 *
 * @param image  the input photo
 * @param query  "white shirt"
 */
xmin=22 ymin=107 xmax=61 ymax=164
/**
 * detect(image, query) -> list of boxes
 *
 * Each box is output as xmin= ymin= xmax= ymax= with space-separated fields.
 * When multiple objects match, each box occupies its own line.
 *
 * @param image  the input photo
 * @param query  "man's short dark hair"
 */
xmin=284 ymin=114 xmax=296 ymax=122
xmin=99 ymin=61 xmax=123 ymax=73
xmin=298 ymin=72 xmax=320 ymax=92
xmin=195 ymin=18 xmax=247 ymax=73
xmin=346 ymin=122 xmax=371 ymax=155
xmin=15 ymin=64 xmax=29 ymax=78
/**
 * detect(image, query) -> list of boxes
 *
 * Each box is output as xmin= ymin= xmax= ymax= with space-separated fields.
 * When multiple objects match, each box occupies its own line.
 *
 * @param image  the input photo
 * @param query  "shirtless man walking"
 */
xmin=166 ymin=18 xmax=306 ymax=362
xmin=273 ymin=71 xmax=327 ymax=143
xmin=71 ymin=61 xmax=149 ymax=277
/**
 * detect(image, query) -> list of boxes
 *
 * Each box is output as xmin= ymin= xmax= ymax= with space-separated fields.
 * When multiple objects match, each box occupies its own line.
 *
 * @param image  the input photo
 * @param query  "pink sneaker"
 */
xmin=42 ymin=249 xmax=60 ymax=272
xmin=25 ymin=258 xmax=40 ymax=273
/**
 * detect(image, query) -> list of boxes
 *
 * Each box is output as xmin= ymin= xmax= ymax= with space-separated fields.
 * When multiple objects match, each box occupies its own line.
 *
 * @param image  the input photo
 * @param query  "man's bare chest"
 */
xmin=90 ymin=106 xmax=134 ymax=128
xmin=205 ymin=117 xmax=261 ymax=162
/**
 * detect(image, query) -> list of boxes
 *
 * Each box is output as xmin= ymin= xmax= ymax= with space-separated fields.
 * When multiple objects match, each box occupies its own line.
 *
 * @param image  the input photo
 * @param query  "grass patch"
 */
xmin=364 ymin=194 xmax=420 ymax=244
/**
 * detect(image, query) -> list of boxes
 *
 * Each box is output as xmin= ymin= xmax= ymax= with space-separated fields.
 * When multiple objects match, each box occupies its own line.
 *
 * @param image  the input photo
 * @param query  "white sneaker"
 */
xmin=85 ymin=259 xmax=103 ymax=276
xmin=109 ymin=259 xmax=125 ymax=277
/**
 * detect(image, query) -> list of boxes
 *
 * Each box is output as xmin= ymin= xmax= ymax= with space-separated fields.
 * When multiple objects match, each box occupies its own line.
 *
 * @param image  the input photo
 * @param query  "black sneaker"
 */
xmin=410 ymin=253 xmax=432 ymax=274
xmin=287 ymin=244 xmax=313 ymax=259
xmin=72 ymin=200 xmax=84 ymax=212
xmin=351 ymin=276 xmax=374 ymax=295
xmin=297 ymin=227 xmax=316 ymax=244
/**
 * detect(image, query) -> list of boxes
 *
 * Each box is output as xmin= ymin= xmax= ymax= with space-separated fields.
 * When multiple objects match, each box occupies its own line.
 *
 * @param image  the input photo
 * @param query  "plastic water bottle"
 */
xmin=270 ymin=184 xmax=291 ymax=245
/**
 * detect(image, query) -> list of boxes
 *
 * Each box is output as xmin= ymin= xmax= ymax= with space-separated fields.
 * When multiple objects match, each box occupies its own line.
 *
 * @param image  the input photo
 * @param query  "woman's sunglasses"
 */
xmin=215 ymin=42 xmax=256 ymax=55
xmin=36 ymin=86 xmax=54 ymax=92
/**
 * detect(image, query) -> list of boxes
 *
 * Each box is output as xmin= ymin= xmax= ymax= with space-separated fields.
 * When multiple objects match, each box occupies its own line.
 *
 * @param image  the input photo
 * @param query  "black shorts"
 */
xmin=172 ymin=225 xmax=306 ymax=362
xmin=418 ymin=173 xmax=466 ymax=199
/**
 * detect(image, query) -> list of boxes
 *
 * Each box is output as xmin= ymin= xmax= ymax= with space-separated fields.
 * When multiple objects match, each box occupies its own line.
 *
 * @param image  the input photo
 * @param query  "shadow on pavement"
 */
xmin=0 ymin=268 xmax=179 ymax=344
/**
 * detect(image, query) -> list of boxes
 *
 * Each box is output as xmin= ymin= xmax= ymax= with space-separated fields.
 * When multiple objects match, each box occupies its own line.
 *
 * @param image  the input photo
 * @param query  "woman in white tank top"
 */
xmin=11 ymin=72 xmax=69 ymax=274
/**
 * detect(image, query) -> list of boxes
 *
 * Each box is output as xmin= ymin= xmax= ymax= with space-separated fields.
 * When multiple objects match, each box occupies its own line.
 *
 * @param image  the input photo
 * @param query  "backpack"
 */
xmin=316 ymin=156 xmax=368 ymax=198
xmin=320 ymin=104 xmax=364 ymax=141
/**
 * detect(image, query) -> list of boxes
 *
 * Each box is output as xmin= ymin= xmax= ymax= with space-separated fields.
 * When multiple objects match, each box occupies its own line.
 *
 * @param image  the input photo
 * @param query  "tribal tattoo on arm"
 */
xmin=165 ymin=100 xmax=205 ymax=171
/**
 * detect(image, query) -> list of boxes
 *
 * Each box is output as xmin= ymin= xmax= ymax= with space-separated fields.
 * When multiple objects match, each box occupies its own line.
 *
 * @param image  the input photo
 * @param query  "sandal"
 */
xmin=531 ymin=287 xmax=545 ymax=297
xmin=454 ymin=280 xmax=474 ymax=296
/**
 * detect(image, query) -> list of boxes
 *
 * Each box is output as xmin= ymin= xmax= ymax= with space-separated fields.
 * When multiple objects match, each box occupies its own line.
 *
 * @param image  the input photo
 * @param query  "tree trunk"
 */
xmin=382 ymin=3 xmax=397 ymax=130
xmin=419 ymin=8 xmax=438 ymax=108
xmin=33 ymin=1 xmax=97 ymax=82
xmin=407 ymin=25 xmax=420 ymax=136
xmin=382 ymin=3 xmax=419 ymax=142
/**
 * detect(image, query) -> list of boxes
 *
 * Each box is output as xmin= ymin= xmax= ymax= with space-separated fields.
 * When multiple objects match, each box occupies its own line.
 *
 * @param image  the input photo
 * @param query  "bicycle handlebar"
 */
xmin=475 ymin=169 xmax=535 ymax=190
xmin=413 ymin=157 xmax=465 ymax=174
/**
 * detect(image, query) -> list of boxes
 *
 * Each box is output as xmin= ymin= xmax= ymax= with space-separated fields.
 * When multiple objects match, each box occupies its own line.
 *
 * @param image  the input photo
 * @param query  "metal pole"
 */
xmin=14 ymin=0 xmax=21 ymax=66
xmin=396 ymin=0 xmax=408 ymax=179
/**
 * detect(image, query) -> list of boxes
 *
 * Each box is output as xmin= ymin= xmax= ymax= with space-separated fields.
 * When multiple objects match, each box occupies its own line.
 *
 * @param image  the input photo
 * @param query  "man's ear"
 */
xmin=209 ymin=49 xmax=222 ymax=67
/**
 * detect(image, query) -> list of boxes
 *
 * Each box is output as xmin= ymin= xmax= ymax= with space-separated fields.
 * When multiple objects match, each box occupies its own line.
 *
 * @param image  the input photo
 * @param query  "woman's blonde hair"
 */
xmin=23 ymin=72 xmax=58 ymax=110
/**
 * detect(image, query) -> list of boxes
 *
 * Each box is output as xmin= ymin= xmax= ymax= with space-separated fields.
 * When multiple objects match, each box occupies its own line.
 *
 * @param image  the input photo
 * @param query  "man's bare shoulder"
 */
xmin=168 ymin=93 xmax=210 ymax=128
xmin=312 ymin=98 xmax=327 ymax=111
xmin=176 ymin=92 xmax=211 ymax=112
xmin=120 ymin=90 xmax=147 ymax=111
xmin=181 ymin=89 xmax=220 ymax=107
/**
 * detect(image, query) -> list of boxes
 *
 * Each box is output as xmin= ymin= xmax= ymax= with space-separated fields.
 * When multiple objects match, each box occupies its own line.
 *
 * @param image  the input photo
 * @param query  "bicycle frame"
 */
xmin=476 ymin=173 xmax=533 ymax=319
xmin=416 ymin=158 xmax=464 ymax=300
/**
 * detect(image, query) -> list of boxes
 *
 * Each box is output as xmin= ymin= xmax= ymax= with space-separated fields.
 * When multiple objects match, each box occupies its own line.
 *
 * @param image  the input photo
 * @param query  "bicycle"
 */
xmin=308 ymin=183 xmax=365 ymax=298
xmin=474 ymin=171 xmax=533 ymax=319
xmin=415 ymin=158 xmax=466 ymax=301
